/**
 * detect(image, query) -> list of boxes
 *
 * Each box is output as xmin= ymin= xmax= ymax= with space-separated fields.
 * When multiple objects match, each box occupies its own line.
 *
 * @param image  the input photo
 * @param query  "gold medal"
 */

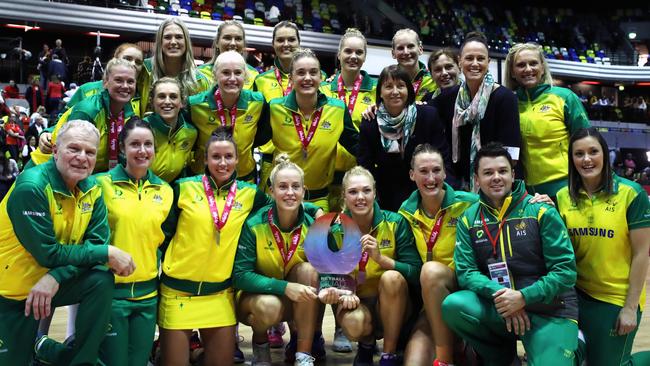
xmin=302 ymin=148 xmax=308 ymax=160
xmin=426 ymin=251 xmax=433 ymax=262
xmin=215 ymin=231 xmax=220 ymax=246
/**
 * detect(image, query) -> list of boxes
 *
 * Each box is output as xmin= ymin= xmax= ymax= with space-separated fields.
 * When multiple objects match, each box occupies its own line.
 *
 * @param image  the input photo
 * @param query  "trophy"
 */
xmin=303 ymin=213 xmax=361 ymax=295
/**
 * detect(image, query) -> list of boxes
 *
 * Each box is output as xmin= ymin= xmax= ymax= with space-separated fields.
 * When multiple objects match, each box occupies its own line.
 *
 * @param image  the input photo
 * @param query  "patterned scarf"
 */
xmin=376 ymin=103 xmax=417 ymax=155
xmin=452 ymin=72 xmax=495 ymax=190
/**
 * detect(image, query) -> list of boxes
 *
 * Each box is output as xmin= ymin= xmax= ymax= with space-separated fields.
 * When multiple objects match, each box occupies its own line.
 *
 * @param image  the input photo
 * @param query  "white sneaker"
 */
xmin=252 ymin=342 xmax=272 ymax=366
xmin=332 ymin=328 xmax=353 ymax=353
xmin=294 ymin=352 xmax=315 ymax=366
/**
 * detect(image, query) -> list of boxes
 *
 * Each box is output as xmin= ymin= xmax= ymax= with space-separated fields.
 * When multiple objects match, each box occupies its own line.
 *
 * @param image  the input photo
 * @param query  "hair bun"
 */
xmin=274 ymin=152 xmax=291 ymax=165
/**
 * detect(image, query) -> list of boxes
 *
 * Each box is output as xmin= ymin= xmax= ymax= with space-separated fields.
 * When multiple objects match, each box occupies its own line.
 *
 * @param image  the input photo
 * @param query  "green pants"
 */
xmin=99 ymin=296 xmax=157 ymax=366
xmin=578 ymin=291 xmax=650 ymax=366
xmin=442 ymin=290 xmax=580 ymax=366
xmin=0 ymin=269 xmax=114 ymax=366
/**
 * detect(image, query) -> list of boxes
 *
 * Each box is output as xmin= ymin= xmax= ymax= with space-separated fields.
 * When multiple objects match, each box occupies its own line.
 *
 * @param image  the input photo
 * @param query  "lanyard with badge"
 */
xmin=480 ymin=194 xmax=527 ymax=288
xmin=275 ymin=68 xmax=292 ymax=96
xmin=214 ymin=89 xmax=237 ymax=131
xmin=412 ymin=78 xmax=422 ymax=97
xmin=202 ymin=175 xmax=237 ymax=245
xmin=337 ymin=73 xmax=363 ymax=117
xmin=268 ymin=209 xmax=302 ymax=269
xmin=108 ymin=110 xmax=124 ymax=169
xmin=291 ymin=107 xmax=323 ymax=160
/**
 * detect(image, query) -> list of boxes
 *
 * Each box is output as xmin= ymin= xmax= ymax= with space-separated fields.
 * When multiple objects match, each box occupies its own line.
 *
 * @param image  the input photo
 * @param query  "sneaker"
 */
xmin=285 ymin=332 xmax=326 ymax=363
xmin=294 ymin=352 xmax=316 ymax=366
xmin=268 ymin=323 xmax=286 ymax=348
xmin=353 ymin=342 xmax=375 ymax=366
xmin=33 ymin=335 xmax=58 ymax=365
xmin=252 ymin=342 xmax=272 ymax=366
xmin=332 ymin=328 xmax=353 ymax=353
xmin=234 ymin=342 xmax=245 ymax=364
xmin=378 ymin=353 xmax=399 ymax=366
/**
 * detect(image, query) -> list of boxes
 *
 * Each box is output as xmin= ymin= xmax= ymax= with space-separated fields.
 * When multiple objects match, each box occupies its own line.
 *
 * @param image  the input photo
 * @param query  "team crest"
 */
xmin=233 ymin=201 xmax=243 ymax=210
xmin=209 ymin=116 xmax=216 ymax=123
xmin=244 ymin=114 xmax=253 ymax=123
xmin=515 ymin=221 xmax=527 ymax=236
xmin=283 ymin=116 xmax=293 ymax=125
xmin=539 ymin=105 xmax=551 ymax=113
xmin=321 ymin=121 xmax=332 ymax=130
xmin=447 ymin=218 xmax=457 ymax=227
xmin=81 ymin=202 xmax=92 ymax=213
xmin=153 ymin=194 xmax=163 ymax=204
xmin=362 ymin=96 xmax=372 ymax=104
xmin=379 ymin=239 xmax=391 ymax=249
xmin=193 ymin=194 xmax=204 ymax=203
xmin=180 ymin=141 xmax=190 ymax=150
xmin=476 ymin=229 xmax=484 ymax=239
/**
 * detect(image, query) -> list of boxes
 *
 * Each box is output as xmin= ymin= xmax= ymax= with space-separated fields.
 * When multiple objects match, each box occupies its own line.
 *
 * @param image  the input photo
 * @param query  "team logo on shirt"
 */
xmin=193 ymin=194 xmax=204 ymax=203
xmin=447 ymin=218 xmax=457 ymax=227
xmin=153 ymin=194 xmax=163 ymax=204
xmin=265 ymin=240 xmax=275 ymax=251
xmin=209 ymin=116 xmax=216 ymax=123
xmin=81 ymin=202 xmax=92 ymax=213
xmin=379 ymin=239 xmax=391 ymax=249
xmin=604 ymin=198 xmax=618 ymax=212
xmin=271 ymin=82 xmax=279 ymax=88
xmin=180 ymin=141 xmax=190 ymax=150
xmin=244 ymin=115 xmax=253 ymax=123
xmin=113 ymin=188 xmax=124 ymax=199
xmin=362 ymin=96 xmax=372 ymax=105
xmin=106 ymin=323 xmax=117 ymax=337
xmin=283 ymin=116 xmax=293 ymax=125
xmin=321 ymin=121 xmax=332 ymax=130
xmin=539 ymin=105 xmax=551 ymax=113
xmin=232 ymin=201 xmax=243 ymax=210
xmin=514 ymin=221 xmax=527 ymax=236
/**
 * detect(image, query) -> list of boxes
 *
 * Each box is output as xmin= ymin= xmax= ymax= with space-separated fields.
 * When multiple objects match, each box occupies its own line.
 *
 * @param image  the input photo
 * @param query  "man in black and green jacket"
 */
xmin=442 ymin=142 xmax=582 ymax=366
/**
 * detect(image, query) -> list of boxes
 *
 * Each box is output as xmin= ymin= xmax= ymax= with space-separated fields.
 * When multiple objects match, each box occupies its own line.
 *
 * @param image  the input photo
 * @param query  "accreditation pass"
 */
xmin=487 ymin=261 xmax=512 ymax=289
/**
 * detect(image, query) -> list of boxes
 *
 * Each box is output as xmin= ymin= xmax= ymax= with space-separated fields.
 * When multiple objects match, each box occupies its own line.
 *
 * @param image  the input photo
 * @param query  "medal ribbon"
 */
xmin=412 ymin=78 xmax=423 ymax=96
xmin=337 ymin=73 xmax=363 ymax=116
xmin=268 ymin=209 xmax=302 ymax=267
xmin=425 ymin=210 xmax=446 ymax=257
xmin=275 ymin=67 xmax=292 ymax=96
xmin=202 ymin=175 xmax=237 ymax=235
xmin=358 ymin=227 xmax=378 ymax=278
xmin=291 ymin=107 xmax=323 ymax=156
xmin=480 ymin=194 xmax=527 ymax=256
xmin=214 ymin=89 xmax=237 ymax=130
xmin=108 ymin=110 xmax=124 ymax=168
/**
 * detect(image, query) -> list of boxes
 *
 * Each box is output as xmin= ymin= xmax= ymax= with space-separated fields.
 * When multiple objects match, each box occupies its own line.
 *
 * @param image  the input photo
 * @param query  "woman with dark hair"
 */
xmin=198 ymin=20 xmax=258 ymax=90
xmin=158 ymin=127 xmax=271 ymax=366
xmin=432 ymin=31 xmax=520 ymax=191
xmin=358 ymin=64 xmax=451 ymax=211
xmin=426 ymin=49 xmax=460 ymax=99
xmin=505 ymin=43 xmax=590 ymax=197
xmin=557 ymin=127 xmax=650 ymax=366
xmin=95 ymin=117 xmax=174 ymax=366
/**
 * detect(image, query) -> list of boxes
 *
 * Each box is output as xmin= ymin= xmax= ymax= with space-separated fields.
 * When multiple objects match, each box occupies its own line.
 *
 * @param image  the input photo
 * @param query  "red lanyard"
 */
xmin=480 ymin=194 xmax=527 ymax=257
xmin=202 ymin=175 xmax=237 ymax=240
xmin=412 ymin=78 xmax=422 ymax=96
xmin=275 ymin=67 xmax=292 ymax=96
xmin=291 ymin=107 xmax=323 ymax=159
xmin=214 ymin=89 xmax=237 ymax=130
xmin=425 ymin=210 xmax=446 ymax=260
xmin=357 ymin=227 xmax=377 ymax=283
xmin=337 ymin=73 xmax=363 ymax=117
xmin=268 ymin=209 xmax=302 ymax=267
xmin=108 ymin=110 xmax=124 ymax=169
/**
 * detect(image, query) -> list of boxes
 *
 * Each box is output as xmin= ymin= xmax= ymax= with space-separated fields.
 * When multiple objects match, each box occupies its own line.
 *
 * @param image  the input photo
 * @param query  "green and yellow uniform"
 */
xmin=320 ymin=71 xmax=376 ymax=211
xmin=96 ymin=165 xmax=173 ymax=366
xmin=187 ymin=86 xmax=269 ymax=181
xmin=144 ymin=112 xmax=197 ymax=183
xmin=444 ymin=180 xmax=580 ymax=366
xmin=557 ymin=175 xmax=650 ymax=366
xmin=198 ymin=62 xmax=259 ymax=90
xmin=140 ymin=58 xmax=211 ymax=113
xmin=0 ymin=158 xmax=114 ymax=365
xmin=159 ymin=174 xmax=271 ymax=329
xmin=261 ymin=91 xmax=358 ymax=211
xmin=30 ymin=89 xmax=139 ymax=172
xmin=254 ymin=60 xmax=328 ymax=191
xmin=517 ymin=84 xmax=590 ymax=196
xmin=398 ymin=183 xmax=478 ymax=266
xmin=232 ymin=203 xmax=313 ymax=295
xmin=411 ymin=61 xmax=437 ymax=102
xmin=338 ymin=202 xmax=422 ymax=299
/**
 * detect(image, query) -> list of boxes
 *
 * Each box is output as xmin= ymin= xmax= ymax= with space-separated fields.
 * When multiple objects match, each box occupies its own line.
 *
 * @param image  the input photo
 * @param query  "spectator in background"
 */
xmin=624 ymin=153 xmax=637 ymax=173
xmin=37 ymin=43 xmax=51 ymax=90
xmin=27 ymin=113 xmax=46 ymax=141
xmin=0 ymin=153 xmax=19 ymax=200
xmin=47 ymin=54 xmax=67 ymax=86
xmin=21 ymin=135 xmax=37 ymax=168
xmin=0 ymin=90 xmax=11 ymax=117
xmin=3 ymin=80 xmax=20 ymax=98
xmin=634 ymin=96 xmax=647 ymax=122
xmin=45 ymin=75 xmax=65 ymax=119
xmin=25 ymin=76 xmax=44 ymax=113
xmin=63 ymin=83 xmax=78 ymax=105
xmin=4 ymin=114 xmax=25 ymax=161
xmin=76 ymin=56 xmax=93 ymax=84
xmin=53 ymin=38 xmax=70 ymax=66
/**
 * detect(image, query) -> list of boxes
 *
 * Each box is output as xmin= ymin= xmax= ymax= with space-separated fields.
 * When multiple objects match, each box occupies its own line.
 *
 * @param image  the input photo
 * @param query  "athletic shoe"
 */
xmin=294 ymin=352 xmax=316 ymax=366
xmin=268 ymin=323 xmax=286 ymax=348
xmin=234 ymin=342 xmax=245 ymax=364
xmin=285 ymin=331 xmax=327 ymax=363
xmin=378 ymin=353 xmax=399 ymax=366
xmin=353 ymin=342 xmax=375 ymax=366
xmin=332 ymin=327 xmax=353 ymax=353
xmin=33 ymin=335 xmax=58 ymax=365
xmin=252 ymin=342 xmax=272 ymax=366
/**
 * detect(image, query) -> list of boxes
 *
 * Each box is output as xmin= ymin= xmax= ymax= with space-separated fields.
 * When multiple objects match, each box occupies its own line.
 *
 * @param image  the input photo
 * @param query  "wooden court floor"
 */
xmin=47 ymin=271 xmax=650 ymax=365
